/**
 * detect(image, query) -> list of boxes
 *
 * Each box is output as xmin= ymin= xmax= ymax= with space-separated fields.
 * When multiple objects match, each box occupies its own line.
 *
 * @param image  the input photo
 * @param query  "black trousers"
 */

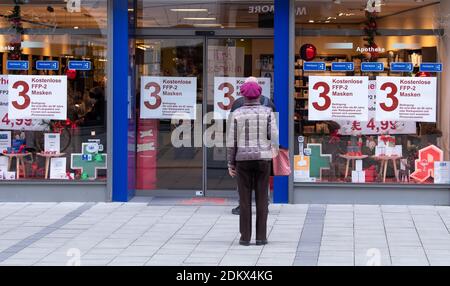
xmin=236 ymin=160 xmax=271 ymax=242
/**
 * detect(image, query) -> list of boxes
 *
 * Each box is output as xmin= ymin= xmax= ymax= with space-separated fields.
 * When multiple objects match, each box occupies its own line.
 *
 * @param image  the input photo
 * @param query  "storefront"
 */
xmin=0 ymin=0 xmax=449 ymax=205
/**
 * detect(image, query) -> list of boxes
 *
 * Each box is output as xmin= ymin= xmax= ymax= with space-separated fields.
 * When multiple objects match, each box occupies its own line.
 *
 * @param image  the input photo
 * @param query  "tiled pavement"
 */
xmin=0 ymin=199 xmax=450 ymax=266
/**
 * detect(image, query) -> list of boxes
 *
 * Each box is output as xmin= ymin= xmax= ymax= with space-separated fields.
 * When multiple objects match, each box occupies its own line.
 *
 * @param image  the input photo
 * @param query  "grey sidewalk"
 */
xmin=0 ymin=198 xmax=449 ymax=266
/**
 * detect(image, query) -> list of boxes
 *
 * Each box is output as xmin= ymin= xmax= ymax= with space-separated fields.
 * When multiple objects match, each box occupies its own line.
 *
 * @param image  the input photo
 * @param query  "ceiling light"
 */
xmin=170 ymin=8 xmax=208 ymax=12
xmin=308 ymin=20 xmax=314 ymax=23
xmin=73 ymin=26 xmax=79 ymax=29
xmin=184 ymin=17 xmax=216 ymax=21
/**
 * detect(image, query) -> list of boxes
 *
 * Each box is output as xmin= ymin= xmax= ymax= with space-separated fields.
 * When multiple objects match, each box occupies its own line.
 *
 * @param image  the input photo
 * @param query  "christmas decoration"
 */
xmin=410 ymin=145 xmax=443 ymax=183
xmin=6 ymin=2 xmax=25 ymax=60
xmin=415 ymin=71 xmax=431 ymax=77
xmin=66 ymin=69 xmax=77 ymax=80
xmin=346 ymin=135 xmax=363 ymax=156
xmin=81 ymin=172 xmax=89 ymax=180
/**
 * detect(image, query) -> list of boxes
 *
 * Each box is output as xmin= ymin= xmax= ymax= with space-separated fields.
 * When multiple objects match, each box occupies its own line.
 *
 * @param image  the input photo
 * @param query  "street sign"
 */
xmin=390 ymin=62 xmax=413 ymax=73
xmin=303 ymin=62 xmax=326 ymax=72
xmin=420 ymin=63 xmax=443 ymax=72
xmin=36 ymin=60 xmax=59 ymax=71
xmin=7 ymin=60 xmax=29 ymax=70
xmin=361 ymin=62 xmax=384 ymax=72
xmin=331 ymin=62 xmax=354 ymax=72
xmin=68 ymin=61 xmax=91 ymax=71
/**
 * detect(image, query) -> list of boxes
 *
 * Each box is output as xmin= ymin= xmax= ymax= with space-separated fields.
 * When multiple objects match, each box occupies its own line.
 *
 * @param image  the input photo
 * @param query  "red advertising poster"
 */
xmin=136 ymin=119 xmax=158 ymax=190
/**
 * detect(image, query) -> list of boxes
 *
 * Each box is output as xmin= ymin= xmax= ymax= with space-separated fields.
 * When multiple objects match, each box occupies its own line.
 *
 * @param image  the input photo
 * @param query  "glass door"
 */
xmin=135 ymin=38 xmax=204 ymax=193
xmin=205 ymin=38 xmax=274 ymax=193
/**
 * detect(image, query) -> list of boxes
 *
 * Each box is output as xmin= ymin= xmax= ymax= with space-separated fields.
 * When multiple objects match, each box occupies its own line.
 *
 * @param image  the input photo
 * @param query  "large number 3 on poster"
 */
xmin=379 ymin=82 xmax=398 ymax=112
xmin=312 ymin=82 xmax=331 ymax=111
xmin=11 ymin=81 xmax=31 ymax=110
xmin=144 ymin=82 xmax=162 ymax=110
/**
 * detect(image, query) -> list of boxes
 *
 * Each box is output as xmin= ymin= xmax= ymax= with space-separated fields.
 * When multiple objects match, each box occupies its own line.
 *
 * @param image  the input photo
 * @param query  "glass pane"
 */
xmin=135 ymin=38 xmax=203 ymax=191
xmin=206 ymin=38 xmax=274 ymax=191
xmin=0 ymin=1 xmax=107 ymax=182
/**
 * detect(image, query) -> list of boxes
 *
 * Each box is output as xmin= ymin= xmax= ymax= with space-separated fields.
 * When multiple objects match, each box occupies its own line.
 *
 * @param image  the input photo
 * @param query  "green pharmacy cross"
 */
xmin=307 ymin=143 xmax=332 ymax=179
xmin=71 ymin=143 xmax=107 ymax=180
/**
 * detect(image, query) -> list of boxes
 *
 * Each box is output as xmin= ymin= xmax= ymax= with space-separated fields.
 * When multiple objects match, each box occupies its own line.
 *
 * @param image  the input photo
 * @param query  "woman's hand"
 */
xmin=228 ymin=167 xmax=236 ymax=178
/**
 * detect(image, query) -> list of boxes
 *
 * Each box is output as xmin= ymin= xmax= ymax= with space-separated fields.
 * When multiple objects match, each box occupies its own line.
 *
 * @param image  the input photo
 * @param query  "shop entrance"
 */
xmin=134 ymin=33 xmax=274 ymax=197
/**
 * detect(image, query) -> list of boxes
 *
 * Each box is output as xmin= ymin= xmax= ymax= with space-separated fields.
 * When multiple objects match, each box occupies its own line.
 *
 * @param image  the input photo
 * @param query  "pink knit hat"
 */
xmin=240 ymin=81 xmax=262 ymax=99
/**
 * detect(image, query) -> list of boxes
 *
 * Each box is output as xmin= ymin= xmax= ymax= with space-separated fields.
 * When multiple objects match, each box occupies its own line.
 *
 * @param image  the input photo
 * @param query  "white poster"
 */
xmin=338 ymin=81 xmax=417 ymax=135
xmin=376 ymin=76 xmax=437 ymax=122
xmin=8 ymin=75 xmax=67 ymax=120
xmin=214 ymin=77 xmax=271 ymax=119
xmin=50 ymin=157 xmax=67 ymax=179
xmin=140 ymin=76 xmax=197 ymax=119
xmin=308 ymin=76 xmax=369 ymax=121
xmin=0 ymin=75 xmax=45 ymax=130
xmin=207 ymin=46 xmax=245 ymax=77
xmin=44 ymin=133 xmax=60 ymax=153
xmin=0 ymin=131 xmax=11 ymax=153
xmin=0 ymin=156 xmax=8 ymax=175
xmin=434 ymin=161 xmax=450 ymax=184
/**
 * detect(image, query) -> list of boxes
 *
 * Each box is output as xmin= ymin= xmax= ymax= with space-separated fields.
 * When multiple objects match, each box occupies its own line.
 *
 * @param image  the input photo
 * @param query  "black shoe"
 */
xmin=239 ymin=240 xmax=250 ymax=246
xmin=232 ymin=206 xmax=240 ymax=215
xmin=255 ymin=240 xmax=268 ymax=246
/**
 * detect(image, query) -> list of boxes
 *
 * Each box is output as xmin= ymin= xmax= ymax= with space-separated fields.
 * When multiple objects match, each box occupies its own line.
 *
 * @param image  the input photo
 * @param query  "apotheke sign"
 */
xmin=248 ymin=5 xmax=307 ymax=16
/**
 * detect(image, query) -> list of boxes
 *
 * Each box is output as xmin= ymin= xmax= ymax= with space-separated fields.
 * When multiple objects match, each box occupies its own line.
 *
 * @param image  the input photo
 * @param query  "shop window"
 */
xmin=0 ymin=1 xmax=108 ymax=182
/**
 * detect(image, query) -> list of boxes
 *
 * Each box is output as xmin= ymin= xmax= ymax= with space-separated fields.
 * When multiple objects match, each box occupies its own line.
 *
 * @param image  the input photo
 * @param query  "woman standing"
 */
xmin=227 ymin=79 xmax=279 ymax=246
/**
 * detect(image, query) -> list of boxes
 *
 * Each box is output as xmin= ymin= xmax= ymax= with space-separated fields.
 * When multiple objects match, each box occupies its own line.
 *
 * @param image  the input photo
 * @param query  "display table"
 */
xmin=2 ymin=153 xmax=32 ymax=179
xmin=372 ymin=155 xmax=402 ymax=183
xmin=339 ymin=154 xmax=369 ymax=178
xmin=37 ymin=153 xmax=66 ymax=179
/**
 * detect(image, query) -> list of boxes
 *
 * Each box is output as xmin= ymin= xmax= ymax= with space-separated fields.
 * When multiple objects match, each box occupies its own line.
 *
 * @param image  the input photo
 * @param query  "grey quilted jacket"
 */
xmin=227 ymin=98 xmax=279 ymax=168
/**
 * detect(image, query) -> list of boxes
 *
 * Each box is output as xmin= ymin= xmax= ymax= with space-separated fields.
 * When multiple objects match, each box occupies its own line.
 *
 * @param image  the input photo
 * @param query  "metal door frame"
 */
xmin=134 ymin=28 xmax=274 ymax=197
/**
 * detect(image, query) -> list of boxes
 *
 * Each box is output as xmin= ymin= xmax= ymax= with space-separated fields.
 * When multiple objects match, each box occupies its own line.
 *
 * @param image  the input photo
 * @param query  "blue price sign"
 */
xmin=36 ymin=60 xmax=59 ymax=71
xmin=7 ymin=60 xmax=29 ymax=70
xmin=68 ymin=61 xmax=91 ymax=71
xmin=303 ymin=62 xmax=326 ymax=72
xmin=420 ymin=63 xmax=443 ymax=72
xmin=361 ymin=62 xmax=384 ymax=72
xmin=390 ymin=62 xmax=413 ymax=73
xmin=331 ymin=62 xmax=354 ymax=72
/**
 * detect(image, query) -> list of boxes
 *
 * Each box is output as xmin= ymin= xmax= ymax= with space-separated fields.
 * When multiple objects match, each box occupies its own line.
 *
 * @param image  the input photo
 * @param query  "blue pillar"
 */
xmin=111 ymin=0 xmax=131 ymax=202
xmin=273 ymin=0 xmax=292 ymax=203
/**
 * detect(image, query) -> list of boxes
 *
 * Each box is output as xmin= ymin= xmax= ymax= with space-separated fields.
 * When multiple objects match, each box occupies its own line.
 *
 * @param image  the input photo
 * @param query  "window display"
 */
xmin=294 ymin=0 xmax=448 ymax=185
xmin=0 ymin=1 xmax=108 ymax=182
